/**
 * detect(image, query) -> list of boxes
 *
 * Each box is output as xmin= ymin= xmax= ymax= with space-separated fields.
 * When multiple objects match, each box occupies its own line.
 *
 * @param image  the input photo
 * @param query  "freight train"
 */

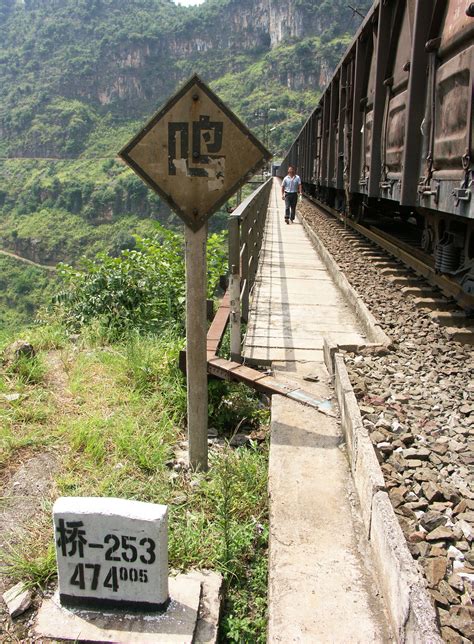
xmin=279 ymin=0 xmax=474 ymax=299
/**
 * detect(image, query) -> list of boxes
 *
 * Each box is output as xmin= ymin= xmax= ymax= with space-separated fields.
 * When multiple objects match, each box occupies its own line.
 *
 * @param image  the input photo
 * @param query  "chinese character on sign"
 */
xmin=56 ymin=519 xmax=87 ymax=558
xmin=168 ymin=115 xmax=224 ymax=179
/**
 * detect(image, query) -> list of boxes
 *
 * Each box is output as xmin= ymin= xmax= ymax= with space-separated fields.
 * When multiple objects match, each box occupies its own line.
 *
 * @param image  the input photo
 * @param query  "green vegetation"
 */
xmin=0 ymin=254 xmax=58 ymax=329
xmin=54 ymin=226 xmax=227 ymax=337
xmin=0 ymin=332 xmax=269 ymax=641
xmin=0 ymin=0 xmax=371 ymax=328
xmin=0 ymin=229 xmax=270 ymax=640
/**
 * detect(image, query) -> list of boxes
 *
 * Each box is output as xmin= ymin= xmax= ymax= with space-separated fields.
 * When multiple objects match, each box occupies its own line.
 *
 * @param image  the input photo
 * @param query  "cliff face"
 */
xmin=90 ymin=0 xmax=330 ymax=115
xmin=94 ymin=0 xmax=316 ymax=109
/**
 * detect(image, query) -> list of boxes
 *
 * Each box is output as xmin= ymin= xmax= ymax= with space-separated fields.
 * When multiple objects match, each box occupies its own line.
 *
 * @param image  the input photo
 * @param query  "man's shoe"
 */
xmin=285 ymin=218 xmax=289 ymax=224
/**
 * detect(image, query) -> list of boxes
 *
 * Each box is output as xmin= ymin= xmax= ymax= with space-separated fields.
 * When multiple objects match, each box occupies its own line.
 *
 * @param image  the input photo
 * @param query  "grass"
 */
xmin=1 ymin=537 xmax=57 ymax=591
xmin=0 ymin=325 xmax=269 ymax=642
xmin=5 ymin=353 xmax=46 ymax=385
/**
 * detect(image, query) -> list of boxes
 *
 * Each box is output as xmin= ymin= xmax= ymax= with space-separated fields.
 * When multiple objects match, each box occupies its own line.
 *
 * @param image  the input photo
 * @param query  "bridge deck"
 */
xmin=244 ymin=180 xmax=392 ymax=642
xmin=243 ymin=180 xmax=365 ymax=366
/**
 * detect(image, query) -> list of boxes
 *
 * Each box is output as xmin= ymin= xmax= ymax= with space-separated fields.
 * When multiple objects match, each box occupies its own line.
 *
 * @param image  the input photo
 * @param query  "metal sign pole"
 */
xmin=119 ymin=75 xmax=271 ymax=473
xmin=185 ymin=222 xmax=208 ymax=471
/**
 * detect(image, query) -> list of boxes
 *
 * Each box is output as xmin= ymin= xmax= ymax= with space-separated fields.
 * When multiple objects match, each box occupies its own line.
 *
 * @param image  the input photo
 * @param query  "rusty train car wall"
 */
xmin=279 ymin=0 xmax=474 ymax=299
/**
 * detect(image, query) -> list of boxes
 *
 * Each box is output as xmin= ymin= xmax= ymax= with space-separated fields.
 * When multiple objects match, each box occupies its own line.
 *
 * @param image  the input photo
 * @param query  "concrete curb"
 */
xmin=299 ymin=209 xmax=392 ymax=350
xmin=333 ymin=351 xmax=385 ymax=533
xmin=325 ymin=340 xmax=442 ymax=643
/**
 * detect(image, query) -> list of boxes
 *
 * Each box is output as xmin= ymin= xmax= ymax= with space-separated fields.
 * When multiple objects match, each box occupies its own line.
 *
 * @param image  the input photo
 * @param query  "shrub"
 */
xmin=54 ymin=225 xmax=227 ymax=338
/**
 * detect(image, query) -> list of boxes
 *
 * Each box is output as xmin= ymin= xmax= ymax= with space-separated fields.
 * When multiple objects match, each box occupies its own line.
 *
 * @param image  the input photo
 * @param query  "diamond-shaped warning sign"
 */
xmin=119 ymin=74 xmax=271 ymax=230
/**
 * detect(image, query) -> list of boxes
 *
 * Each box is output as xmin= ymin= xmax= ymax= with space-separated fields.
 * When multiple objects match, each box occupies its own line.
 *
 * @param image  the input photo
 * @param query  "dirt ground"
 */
xmin=0 ymin=352 xmax=68 ymax=641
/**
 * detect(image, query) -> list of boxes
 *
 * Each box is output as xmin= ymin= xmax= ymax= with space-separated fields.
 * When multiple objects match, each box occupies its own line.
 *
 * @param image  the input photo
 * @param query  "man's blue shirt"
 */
xmin=282 ymin=175 xmax=301 ymax=192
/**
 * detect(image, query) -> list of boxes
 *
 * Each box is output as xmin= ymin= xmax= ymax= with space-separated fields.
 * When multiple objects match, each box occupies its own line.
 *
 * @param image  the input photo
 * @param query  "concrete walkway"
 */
xmin=243 ymin=180 xmax=392 ymax=642
xmin=243 ymin=181 xmax=365 ymax=366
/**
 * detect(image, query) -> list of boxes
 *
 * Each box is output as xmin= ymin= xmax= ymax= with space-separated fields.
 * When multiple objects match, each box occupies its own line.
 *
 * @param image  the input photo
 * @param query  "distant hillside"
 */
xmin=0 ymin=0 xmax=370 ymax=156
xmin=0 ymin=0 xmax=371 ymax=327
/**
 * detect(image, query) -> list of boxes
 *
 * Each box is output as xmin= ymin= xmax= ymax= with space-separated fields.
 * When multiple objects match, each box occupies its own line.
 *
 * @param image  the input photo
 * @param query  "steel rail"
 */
xmin=305 ymin=195 xmax=474 ymax=311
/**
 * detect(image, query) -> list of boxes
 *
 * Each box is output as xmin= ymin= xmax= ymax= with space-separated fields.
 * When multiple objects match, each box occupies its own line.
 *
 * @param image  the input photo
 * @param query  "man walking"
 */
xmin=281 ymin=165 xmax=302 ymax=224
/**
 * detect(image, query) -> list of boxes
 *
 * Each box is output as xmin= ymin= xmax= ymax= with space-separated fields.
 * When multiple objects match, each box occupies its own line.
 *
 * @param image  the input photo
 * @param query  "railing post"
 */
xmin=228 ymin=215 xmax=241 ymax=361
xmin=241 ymin=215 xmax=250 ymax=321
xmin=227 ymin=178 xmax=272 ymax=327
xmin=248 ymin=207 xmax=258 ymax=290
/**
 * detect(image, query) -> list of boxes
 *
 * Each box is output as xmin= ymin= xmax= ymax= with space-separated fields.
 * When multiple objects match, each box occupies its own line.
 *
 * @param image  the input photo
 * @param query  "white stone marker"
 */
xmin=53 ymin=497 xmax=168 ymax=611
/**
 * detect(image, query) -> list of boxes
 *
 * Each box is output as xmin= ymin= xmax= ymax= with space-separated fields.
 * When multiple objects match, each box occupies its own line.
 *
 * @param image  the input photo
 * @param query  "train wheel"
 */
xmin=421 ymin=225 xmax=434 ymax=253
xmin=352 ymin=201 xmax=366 ymax=223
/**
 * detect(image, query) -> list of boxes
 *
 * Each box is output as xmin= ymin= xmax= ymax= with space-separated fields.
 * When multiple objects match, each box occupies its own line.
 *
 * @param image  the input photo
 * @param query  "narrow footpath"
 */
xmin=0 ymin=248 xmax=56 ymax=271
xmin=244 ymin=180 xmax=392 ymax=642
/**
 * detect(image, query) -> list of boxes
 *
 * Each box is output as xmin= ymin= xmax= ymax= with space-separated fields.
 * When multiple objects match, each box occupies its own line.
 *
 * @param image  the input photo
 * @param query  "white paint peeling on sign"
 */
xmin=207 ymin=157 xmax=225 ymax=191
xmin=171 ymin=156 xmax=225 ymax=191
xmin=173 ymin=158 xmax=188 ymax=175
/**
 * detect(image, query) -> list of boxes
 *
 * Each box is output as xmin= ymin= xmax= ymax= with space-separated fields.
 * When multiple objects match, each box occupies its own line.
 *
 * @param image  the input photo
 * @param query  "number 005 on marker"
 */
xmin=53 ymin=497 xmax=169 ymax=611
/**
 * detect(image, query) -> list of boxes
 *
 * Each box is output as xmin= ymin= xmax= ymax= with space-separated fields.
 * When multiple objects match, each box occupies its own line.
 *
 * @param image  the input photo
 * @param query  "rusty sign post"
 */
xmin=119 ymin=74 xmax=270 ymax=471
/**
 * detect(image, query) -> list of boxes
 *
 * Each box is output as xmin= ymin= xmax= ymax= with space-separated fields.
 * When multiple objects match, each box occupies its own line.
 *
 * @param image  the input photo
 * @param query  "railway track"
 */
xmin=298 ymin=196 xmax=474 ymax=640
xmin=305 ymin=195 xmax=474 ymax=344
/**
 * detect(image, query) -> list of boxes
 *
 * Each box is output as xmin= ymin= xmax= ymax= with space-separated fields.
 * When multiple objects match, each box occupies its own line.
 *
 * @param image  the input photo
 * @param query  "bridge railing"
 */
xmin=228 ymin=177 xmax=273 ymax=361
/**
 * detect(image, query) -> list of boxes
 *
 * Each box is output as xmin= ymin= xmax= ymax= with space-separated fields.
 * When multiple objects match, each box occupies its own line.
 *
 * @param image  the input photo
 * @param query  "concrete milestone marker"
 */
xmin=53 ymin=497 xmax=168 ymax=611
xmin=35 ymin=496 xmax=223 ymax=643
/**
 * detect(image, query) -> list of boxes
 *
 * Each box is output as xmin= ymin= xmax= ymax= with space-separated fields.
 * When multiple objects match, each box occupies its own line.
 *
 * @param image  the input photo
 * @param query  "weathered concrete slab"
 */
xmin=260 ymin=259 xmax=327 ymax=271
xmin=34 ymin=574 xmax=202 ymax=643
xmin=187 ymin=570 xmax=223 ymax=644
xmin=256 ymin=270 xmax=330 ymax=281
xmin=247 ymin=307 xmax=355 ymax=327
xmin=244 ymin=331 xmax=366 ymax=350
xmin=251 ymin=290 xmax=343 ymax=306
xmin=268 ymin=391 xmax=391 ymax=642
xmin=371 ymin=492 xmax=442 ymax=642
xmin=244 ymin=346 xmax=324 ymax=363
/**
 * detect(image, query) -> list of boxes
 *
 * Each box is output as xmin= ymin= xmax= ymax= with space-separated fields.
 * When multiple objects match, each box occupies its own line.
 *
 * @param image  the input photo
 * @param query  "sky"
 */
xmin=174 ymin=0 xmax=206 ymax=5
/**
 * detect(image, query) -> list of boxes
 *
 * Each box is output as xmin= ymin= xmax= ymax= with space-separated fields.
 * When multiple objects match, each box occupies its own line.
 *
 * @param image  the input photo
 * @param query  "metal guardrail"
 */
xmin=228 ymin=178 xmax=273 ymax=361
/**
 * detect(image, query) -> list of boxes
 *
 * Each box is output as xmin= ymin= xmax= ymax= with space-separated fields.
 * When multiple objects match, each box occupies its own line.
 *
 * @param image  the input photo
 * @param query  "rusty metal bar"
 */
xmin=350 ymin=37 xmax=367 ymax=193
xmin=400 ymin=0 xmax=432 ymax=206
xmin=368 ymin=0 xmax=392 ymax=197
xmin=207 ymin=351 xmax=335 ymax=416
xmin=336 ymin=65 xmax=347 ymax=190
xmin=327 ymin=76 xmax=339 ymax=188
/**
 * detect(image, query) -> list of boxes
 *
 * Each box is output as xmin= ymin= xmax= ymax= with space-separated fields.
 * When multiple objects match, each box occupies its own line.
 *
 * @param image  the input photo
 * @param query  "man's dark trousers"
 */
xmin=285 ymin=192 xmax=298 ymax=221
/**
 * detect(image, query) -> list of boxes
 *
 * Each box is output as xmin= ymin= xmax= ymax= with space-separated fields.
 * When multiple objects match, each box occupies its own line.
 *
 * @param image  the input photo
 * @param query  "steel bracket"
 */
xmin=418 ymin=182 xmax=439 ymax=205
xmin=453 ymin=187 xmax=471 ymax=206
xmin=380 ymin=180 xmax=394 ymax=195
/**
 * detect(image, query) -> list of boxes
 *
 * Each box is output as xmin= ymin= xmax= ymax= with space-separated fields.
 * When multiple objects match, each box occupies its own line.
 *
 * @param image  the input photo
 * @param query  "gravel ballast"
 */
xmin=300 ymin=201 xmax=474 ymax=643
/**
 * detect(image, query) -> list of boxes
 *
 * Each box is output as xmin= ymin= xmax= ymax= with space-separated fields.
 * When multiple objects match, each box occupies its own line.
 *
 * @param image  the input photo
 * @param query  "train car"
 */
xmin=279 ymin=0 xmax=474 ymax=300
